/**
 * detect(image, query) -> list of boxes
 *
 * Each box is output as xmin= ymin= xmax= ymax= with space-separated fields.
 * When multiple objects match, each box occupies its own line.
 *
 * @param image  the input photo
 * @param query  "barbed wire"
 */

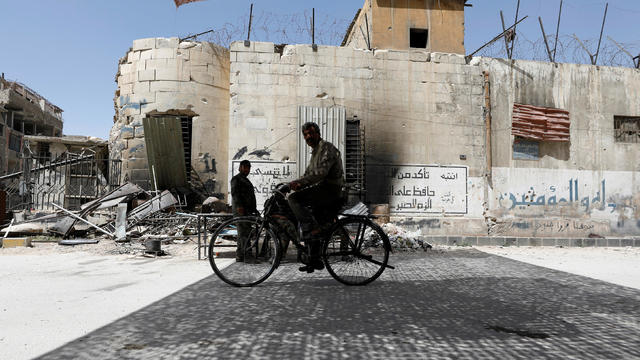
xmin=475 ymin=31 xmax=639 ymax=68
xmin=186 ymin=10 xmax=350 ymax=48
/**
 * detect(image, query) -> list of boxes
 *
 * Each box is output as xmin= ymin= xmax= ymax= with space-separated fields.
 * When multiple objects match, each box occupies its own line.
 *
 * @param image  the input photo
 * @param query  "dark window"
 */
xmin=410 ymin=28 xmax=428 ymax=48
xmin=9 ymin=133 xmax=21 ymax=152
xmin=345 ymin=118 xmax=365 ymax=202
xmin=614 ymin=116 xmax=640 ymax=143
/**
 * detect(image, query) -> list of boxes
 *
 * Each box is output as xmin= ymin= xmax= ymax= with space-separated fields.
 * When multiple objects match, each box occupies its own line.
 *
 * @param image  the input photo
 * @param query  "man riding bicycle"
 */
xmin=288 ymin=122 xmax=345 ymax=273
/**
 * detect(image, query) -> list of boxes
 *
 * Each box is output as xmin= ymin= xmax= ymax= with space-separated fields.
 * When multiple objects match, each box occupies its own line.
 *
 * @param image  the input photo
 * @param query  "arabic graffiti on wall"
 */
xmin=230 ymin=160 xmax=297 ymax=209
xmin=368 ymin=164 xmax=468 ymax=214
xmin=499 ymin=179 xmax=614 ymax=213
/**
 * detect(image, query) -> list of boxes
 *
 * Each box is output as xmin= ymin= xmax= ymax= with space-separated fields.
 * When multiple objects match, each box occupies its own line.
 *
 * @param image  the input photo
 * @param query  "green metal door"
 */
xmin=143 ymin=116 xmax=187 ymax=190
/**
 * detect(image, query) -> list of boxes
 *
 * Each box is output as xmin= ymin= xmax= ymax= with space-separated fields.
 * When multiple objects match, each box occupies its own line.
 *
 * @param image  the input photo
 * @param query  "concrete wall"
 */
xmin=111 ymin=37 xmax=230 ymax=194
xmin=345 ymin=0 xmax=466 ymax=53
xmin=481 ymin=58 xmax=640 ymax=236
xmin=229 ymin=41 xmax=640 ymax=238
xmin=229 ymin=41 xmax=486 ymax=235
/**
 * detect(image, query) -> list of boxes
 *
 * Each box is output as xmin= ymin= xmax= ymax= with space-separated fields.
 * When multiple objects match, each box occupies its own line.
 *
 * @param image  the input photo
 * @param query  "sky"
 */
xmin=0 ymin=0 xmax=638 ymax=139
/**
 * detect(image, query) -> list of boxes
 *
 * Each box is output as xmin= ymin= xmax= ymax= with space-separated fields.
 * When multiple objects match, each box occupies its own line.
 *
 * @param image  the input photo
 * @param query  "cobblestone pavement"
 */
xmin=38 ymin=249 xmax=640 ymax=359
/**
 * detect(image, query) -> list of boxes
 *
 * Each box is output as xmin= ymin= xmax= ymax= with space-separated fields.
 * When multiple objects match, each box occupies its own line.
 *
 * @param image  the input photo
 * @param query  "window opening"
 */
xmin=410 ymin=28 xmax=428 ymax=49
xmin=614 ymin=116 xmax=640 ymax=143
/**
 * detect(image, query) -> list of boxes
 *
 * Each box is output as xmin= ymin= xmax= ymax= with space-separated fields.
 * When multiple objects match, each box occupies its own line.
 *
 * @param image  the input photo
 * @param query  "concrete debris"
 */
xmin=380 ymin=223 xmax=432 ymax=251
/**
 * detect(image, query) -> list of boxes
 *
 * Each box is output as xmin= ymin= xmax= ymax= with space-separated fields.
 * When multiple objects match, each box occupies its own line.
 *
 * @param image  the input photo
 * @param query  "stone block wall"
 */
xmin=229 ymin=41 xmax=487 ymax=235
xmin=111 ymin=37 xmax=230 ymax=193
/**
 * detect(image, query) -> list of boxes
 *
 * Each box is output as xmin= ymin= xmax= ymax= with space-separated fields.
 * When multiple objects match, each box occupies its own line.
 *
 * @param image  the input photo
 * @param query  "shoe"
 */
xmin=298 ymin=259 xmax=324 ymax=273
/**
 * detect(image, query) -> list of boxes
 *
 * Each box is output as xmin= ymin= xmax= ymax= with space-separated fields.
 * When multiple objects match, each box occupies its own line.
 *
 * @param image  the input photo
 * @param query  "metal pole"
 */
xmin=500 ymin=11 xmax=510 ymax=58
xmin=510 ymin=0 xmax=521 ymax=59
xmin=245 ymin=3 xmax=253 ymax=46
xmin=312 ymin=8 xmax=315 ymax=46
xmin=553 ymin=0 xmax=563 ymax=62
xmin=466 ymin=16 xmax=528 ymax=61
xmin=539 ymin=17 xmax=553 ymax=62
xmin=594 ymin=2 xmax=608 ymax=65
xmin=52 ymin=203 xmax=115 ymax=238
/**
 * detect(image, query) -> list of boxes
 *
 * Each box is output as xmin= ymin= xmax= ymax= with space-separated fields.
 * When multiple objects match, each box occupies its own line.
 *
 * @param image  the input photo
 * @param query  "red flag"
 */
xmin=174 ymin=0 xmax=206 ymax=7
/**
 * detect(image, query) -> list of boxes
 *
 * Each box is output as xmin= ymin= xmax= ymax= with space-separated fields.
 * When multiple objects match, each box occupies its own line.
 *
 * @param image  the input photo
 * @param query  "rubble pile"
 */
xmin=380 ymin=223 xmax=431 ymax=251
xmin=0 ymin=183 xmax=231 ymax=254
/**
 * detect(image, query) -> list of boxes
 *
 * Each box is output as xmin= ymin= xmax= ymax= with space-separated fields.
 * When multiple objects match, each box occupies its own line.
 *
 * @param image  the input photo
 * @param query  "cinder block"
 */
xmin=139 ymin=49 xmax=153 ymax=61
xmin=237 ymin=52 xmax=259 ymax=63
xmin=155 ymin=67 xmax=189 ymax=82
xmin=230 ymin=40 xmax=254 ymax=52
xmin=146 ymin=59 xmax=168 ymax=69
xmin=121 ymin=126 xmax=135 ymax=139
xmin=117 ymin=73 xmax=137 ymax=86
xmin=133 ymin=81 xmax=150 ymax=93
xmin=1 ymin=238 xmax=32 ymax=248
xmin=138 ymin=69 xmax=155 ymax=81
xmin=607 ymin=238 xmax=621 ymax=247
xmin=127 ymin=51 xmax=141 ymax=63
xmin=504 ymin=237 xmax=517 ymax=247
xmin=156 ymin=37 xmax=179 ymax=49
xmin=153 ymin=47 xmax=177 ymax=60
xmin=133 ymin=38 xmax=156 ymax=51
xmin=431 ymin=52 xmax=466 ymax=65
xmin=119 ymin=63 xmax=134 ymax=75
xmin=409 ymin=51 xmax=430 ymax=62
xmin=621 ymin=238 xmax=634 ymax=247
xmin=149 ymin=80 xmax=180 ymax=93
xmin=253 ymin=42 xmax=275 ymax=53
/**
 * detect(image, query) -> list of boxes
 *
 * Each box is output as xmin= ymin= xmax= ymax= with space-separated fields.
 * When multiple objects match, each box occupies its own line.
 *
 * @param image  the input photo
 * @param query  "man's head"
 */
xmin=239 ymin=160 xmax=251 ymax=176
xmin=302 ymin=122 xmax=321 ymax=148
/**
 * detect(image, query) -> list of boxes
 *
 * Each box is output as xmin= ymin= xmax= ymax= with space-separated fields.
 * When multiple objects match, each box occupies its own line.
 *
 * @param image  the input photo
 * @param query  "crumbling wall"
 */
xmin=111 ymin=37 xmax=230 ymax=195
xmin=481 ymin=58 xmax=640 ymax=236
xmin=229 ymin=41 xmax=486 ymax=235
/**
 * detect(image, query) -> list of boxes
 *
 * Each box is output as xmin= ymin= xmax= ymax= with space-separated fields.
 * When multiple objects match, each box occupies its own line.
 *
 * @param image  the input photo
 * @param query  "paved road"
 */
xmin=38 ymin=249 xmax=640 ymax=359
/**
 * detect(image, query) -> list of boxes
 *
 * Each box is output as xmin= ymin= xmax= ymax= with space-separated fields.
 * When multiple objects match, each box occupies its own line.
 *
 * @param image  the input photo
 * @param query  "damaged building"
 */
xmin=110 ymin=0 xmax=640 ymax=240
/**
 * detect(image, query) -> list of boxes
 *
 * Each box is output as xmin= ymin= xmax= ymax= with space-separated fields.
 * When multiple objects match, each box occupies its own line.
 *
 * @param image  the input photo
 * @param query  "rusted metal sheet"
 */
xmin=512 ymin=103 xmax=570 ymax=142
xmin=297 ymin=106 xmax=346 ymax=178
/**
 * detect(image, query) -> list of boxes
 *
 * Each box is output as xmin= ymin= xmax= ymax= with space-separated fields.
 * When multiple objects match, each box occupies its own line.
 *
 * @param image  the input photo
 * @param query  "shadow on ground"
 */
xmin=38 ymin=249 xmax=640 ymax=359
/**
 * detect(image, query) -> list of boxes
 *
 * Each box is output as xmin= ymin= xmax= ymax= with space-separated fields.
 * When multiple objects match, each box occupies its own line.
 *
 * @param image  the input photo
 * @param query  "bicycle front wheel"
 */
xmin=208 ymin=216 xmax=280 ymax=287
xmin=323 ymin=217 xmax=390 ymax=286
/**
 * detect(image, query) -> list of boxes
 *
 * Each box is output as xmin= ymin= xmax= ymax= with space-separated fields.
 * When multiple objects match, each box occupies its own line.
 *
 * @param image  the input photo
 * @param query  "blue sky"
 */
xmin=0 ymin=0 xmax=638 ymax=139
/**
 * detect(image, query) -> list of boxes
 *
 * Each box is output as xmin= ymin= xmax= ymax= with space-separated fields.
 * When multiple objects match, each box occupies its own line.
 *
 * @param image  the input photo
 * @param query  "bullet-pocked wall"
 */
xmin=229 ymin=41 xmax=487 ymax=236
xmin=481 ymin=58 xmax=640 ymax=237
xmin=111 ymin=37 xmax=230 ymax=195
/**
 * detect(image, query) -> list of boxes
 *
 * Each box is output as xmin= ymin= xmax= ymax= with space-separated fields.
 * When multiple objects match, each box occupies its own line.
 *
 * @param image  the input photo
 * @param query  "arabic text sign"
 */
xmin=370 ymin=165 xmax=468 ymax=214
xmin=231 ymin=161 xmax=297 ymax=209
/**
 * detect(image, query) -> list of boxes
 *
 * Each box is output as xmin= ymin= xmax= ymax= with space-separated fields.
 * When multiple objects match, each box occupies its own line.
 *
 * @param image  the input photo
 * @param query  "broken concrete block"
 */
xmin=121 ymin=126 xmax=135 ymax=139
xmin=1 ymin=238 xmax=32 ymax=248
xmin=431 ymin=52 xmax=466 ymax=65
xmin=409 ymin=51 xmax=430 ymax=62
xmin=253 ymin=42 xmax=275 ymax=54
xmin=156 ymin=37 xmax=179 ymax=49
xmin=134 ymin=126 xmax=144 ymax=138
xmin=133 ymin=38 xmax=156 ymax=51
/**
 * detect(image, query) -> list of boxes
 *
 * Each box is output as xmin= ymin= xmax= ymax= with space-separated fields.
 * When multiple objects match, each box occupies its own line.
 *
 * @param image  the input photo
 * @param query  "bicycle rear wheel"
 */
xmin=323 ymin=217 xmax=390 ymax=286
xmin=208 ymin=216 xmax=280 ymax=287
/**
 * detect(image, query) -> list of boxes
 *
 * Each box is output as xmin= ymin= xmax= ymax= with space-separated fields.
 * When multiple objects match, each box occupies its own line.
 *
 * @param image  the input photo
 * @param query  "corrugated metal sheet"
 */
xmin=512 ymin=103 xmax=570 ymax=142
xmin=143 ymin=117 xmax=187 ymax=189
xmin=297 ymin=106 xmax=346 ymax=178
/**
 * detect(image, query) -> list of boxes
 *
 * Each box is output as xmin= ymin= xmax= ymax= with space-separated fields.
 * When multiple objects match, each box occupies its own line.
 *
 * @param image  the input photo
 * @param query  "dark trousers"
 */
xmin=287 ymin=183 xmax=341 ymax=235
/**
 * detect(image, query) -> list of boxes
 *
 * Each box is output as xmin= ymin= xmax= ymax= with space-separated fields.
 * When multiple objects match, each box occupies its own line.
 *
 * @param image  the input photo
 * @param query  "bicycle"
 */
xmin=208 ymin=184 xmax=394 ymax=287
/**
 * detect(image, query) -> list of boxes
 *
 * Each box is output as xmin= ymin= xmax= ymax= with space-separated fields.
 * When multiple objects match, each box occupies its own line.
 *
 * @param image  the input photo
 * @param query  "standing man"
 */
xmin=230 ymin=160 xmax=257 ymax=261
xmin=289 ymin=122 xmax=344 ymax=272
